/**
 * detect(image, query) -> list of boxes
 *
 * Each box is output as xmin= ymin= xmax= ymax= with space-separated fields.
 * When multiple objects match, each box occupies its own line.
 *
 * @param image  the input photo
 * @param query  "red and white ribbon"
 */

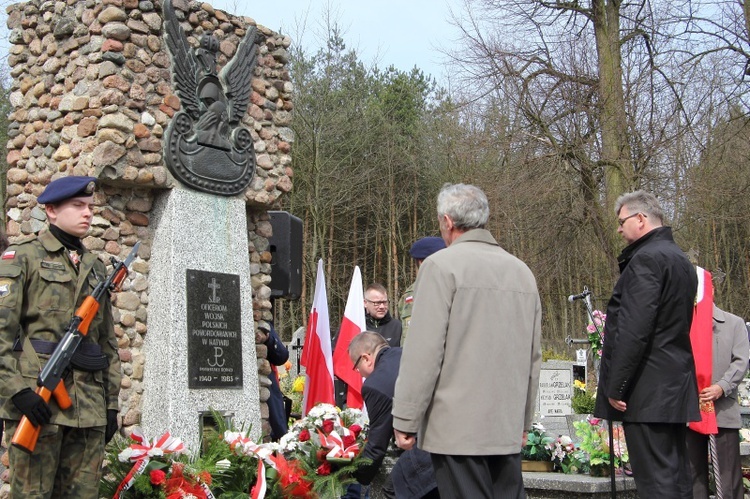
xmin=113 ymin=458 xmax=149 ymax=498
xmin=317 ymin=429 xmax=360 ymax=460
xmin=118 ymin=428 xmax=186 ymax=462
xmin=223 ymin=432 xmax=274 ymax=461
xmin=113 ymin=429 xmax=187 ymax=498
xmin=250 ymin=459 xmax=267 ymax=499
xmin=200 ymin=481 xmax=217 ymax=499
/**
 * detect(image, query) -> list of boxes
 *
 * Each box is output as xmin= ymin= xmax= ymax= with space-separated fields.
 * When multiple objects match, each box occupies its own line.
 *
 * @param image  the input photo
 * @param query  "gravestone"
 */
xmin=537 ymin=361 xmax=574 ymax=417
xmin=536 ymin=361 xmax=575 ymax=438
xmin=141 ymin=189 xmax=261 ymax=451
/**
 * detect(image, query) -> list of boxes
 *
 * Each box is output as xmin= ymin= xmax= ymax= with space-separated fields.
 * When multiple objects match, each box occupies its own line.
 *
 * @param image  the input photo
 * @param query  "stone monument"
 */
xmin=3 ymin=0 xmax=295 ymax=451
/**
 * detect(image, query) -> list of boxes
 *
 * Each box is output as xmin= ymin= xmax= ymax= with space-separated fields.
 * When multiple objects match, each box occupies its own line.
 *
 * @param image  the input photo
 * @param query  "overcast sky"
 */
xmin=212 ymin=0 xmax=463 ymax=83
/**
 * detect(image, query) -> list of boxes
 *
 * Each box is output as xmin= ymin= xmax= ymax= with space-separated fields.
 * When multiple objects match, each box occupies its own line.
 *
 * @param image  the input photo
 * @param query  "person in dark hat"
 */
xmin=259 ymin=323 xmax=290 ymax=441
xmin=397 ymin=237 xmax=446 ymax=345
xmin=0 ymin=176 xmax=122 ymax=498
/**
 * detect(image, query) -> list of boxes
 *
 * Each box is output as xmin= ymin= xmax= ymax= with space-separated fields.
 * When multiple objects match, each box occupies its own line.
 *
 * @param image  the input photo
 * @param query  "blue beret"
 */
xmin=409 ymin=236 xmax=446 ymax=259
xmin=38 ymin=176 xmax=97 ymax=205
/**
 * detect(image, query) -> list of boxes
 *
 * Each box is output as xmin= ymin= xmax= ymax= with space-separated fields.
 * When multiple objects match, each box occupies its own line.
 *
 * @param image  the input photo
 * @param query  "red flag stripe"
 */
xmin=332 ymin=266 xmax=366 ymax=409
xmin=689 ymin=266 xmax=717 ymax=435
xmin=300 ymin=259 xmax=335 ymax=415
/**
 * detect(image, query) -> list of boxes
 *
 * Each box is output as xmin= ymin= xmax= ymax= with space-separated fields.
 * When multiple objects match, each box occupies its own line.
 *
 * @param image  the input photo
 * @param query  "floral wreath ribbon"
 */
xmin=317 ymin=428 xmax=360 ymax=460
xmin=223 ymin=432 xmax=277 ymax=499
xmin=113 ymin=428 xmax=188 ymax=498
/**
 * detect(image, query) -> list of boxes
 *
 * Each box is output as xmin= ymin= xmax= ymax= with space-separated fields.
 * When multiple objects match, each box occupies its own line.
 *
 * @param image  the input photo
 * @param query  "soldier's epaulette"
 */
xmin=9 ymin=234 xmax=38 ymax=245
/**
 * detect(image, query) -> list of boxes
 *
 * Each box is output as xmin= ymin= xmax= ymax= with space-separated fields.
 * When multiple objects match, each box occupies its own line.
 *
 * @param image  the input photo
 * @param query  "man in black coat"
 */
xmin=364 ymin=283 xmax=402 ymax=347
xmin=348 ymin=332 xmax=438 ymax=499
xmin=594 ymin=190 xmax=699 ymax=498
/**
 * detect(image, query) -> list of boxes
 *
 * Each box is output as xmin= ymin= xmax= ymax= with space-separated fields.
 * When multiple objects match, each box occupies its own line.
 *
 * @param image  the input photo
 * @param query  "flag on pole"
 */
xmin=333 ymin=266 xmax=366 ymax=409
xmin=689 ymin=266 xmax=717 ymax=435
xmin=300 ymin=259 xmax=335 ymax=416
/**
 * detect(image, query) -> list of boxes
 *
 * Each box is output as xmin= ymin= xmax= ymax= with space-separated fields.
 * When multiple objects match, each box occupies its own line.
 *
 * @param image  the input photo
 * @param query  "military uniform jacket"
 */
xmin=396 ymin=282 xmax=414 ymax=346
xmin=0 ymin=230 xmax=121 ymax=427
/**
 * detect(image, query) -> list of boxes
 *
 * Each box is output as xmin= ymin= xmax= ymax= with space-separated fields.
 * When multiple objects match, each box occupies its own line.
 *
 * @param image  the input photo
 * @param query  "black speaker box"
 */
xmin=268 ymin=211 xmax=303 ymax=300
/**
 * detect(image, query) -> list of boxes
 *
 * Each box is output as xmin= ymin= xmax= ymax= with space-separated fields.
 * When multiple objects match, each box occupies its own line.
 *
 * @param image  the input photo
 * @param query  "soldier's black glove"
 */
xmin=105 ymin=409 xmax=119 ymax=444
xmin=12 ymin=388 xmax=52 ymax=427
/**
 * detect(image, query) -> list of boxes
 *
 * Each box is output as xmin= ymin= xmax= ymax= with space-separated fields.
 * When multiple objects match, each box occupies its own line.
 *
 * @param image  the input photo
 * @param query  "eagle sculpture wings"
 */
xmin=163 ymin=0 xmax=260 ymax=196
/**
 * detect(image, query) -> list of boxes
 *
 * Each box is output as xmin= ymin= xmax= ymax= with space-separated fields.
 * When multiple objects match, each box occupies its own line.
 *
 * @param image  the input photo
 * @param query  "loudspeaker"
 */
xmin=268 ymin=211 xmax=303 ymax=300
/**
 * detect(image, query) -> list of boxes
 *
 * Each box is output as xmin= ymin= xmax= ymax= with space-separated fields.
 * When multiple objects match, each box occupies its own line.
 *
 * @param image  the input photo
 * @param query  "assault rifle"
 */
xmin=12 ymin=242 xmax=140 ymax=453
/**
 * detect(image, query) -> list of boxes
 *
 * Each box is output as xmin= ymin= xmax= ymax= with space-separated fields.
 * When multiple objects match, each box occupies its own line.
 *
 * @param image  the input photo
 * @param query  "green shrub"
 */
xmin=571 ymin=388 xmax=596 ymax=414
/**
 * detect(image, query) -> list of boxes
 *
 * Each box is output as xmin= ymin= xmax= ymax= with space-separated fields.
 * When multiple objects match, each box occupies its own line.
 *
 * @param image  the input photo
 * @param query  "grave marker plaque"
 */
xmin=187 ymin=269 xmax=243 ymax=388
xmin=537 ymin=362 xmax=573 ymax=417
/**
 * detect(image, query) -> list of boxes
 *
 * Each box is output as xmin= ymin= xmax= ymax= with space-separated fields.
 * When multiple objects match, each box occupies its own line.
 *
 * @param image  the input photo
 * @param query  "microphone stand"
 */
xmin=570 ymin=288 xmax=616 ymax=499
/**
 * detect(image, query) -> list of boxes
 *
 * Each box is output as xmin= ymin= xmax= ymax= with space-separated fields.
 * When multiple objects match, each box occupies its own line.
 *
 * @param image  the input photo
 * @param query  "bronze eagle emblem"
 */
xmin=163 ymin=0 xmax=260 ymax=196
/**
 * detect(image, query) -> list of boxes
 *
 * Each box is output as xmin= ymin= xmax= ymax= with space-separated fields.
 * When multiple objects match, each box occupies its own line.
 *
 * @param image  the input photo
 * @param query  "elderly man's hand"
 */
xmin=700 ymin=384 xmax=724 ymax=402
xmin=394 ymin=429 xmax=416 ymax=451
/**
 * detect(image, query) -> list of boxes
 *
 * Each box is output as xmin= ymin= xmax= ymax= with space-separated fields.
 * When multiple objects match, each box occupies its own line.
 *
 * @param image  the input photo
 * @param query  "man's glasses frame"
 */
xmin=365 ymin=299 xmax=389 ymax=306
xmin=618 ymin=212 xmax=646 ymax=227
xmin=352 ymin=355 xmax=365 ymax=371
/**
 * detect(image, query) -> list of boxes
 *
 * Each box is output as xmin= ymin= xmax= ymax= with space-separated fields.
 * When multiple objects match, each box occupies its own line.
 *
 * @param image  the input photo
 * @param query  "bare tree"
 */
xmin=445 ymin=0 xmax=695 ymax=268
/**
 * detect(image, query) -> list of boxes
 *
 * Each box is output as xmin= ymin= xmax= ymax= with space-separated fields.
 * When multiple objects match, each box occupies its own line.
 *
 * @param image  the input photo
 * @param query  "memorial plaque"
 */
xmin=187 ymin=269 xmax=243 ymax=388
xmin=537 ymin=364 xmax=573 ymax=417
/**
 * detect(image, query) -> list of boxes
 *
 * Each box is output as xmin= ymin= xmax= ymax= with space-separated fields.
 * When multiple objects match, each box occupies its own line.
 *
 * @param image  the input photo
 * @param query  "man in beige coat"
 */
xmin=392 ymin=183 xmax=542 ymax=498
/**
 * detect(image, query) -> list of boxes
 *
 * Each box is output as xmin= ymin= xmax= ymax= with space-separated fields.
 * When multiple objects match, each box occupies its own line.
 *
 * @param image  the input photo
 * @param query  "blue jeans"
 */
xmin=341 ymin=483 xmax=370 ymax=499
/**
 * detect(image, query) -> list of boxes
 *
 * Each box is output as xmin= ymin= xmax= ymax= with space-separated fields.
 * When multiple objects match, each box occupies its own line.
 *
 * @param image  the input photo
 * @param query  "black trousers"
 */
xmin=430 ymin=453 xmax=525 ymax=499
xmin=623 ymin=422 xmax=693 ymax=499
xmin=686 ymin=427 xmax=744 ymax=499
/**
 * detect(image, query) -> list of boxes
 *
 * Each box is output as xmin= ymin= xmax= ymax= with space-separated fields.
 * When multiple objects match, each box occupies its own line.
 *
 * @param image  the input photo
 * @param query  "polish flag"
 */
xmin=300 ymin=259 xmax=335 ymax=416
xmin=332 ymin=266 xmax=366 ymax=409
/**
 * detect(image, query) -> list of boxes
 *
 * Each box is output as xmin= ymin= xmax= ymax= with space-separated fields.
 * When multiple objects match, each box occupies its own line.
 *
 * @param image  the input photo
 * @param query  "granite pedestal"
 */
xmin=141 ymin=189 xmax=261 ymax=452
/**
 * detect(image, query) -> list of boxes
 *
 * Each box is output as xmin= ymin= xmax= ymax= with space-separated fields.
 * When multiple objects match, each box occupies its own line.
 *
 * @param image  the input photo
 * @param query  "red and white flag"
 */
xmin=300 ymin=259 xmax=335 ymax=416
xmin=689 ymin=266 xmax=717 ymax=435
xmin=332 ymin=266 xmax=366 ymax=409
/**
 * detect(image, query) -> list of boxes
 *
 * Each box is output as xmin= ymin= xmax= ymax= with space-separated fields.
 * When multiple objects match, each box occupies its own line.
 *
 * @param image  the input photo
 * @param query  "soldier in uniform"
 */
xmin=397 ymin=237 xmax=445 ymax=346
xmin=0 ymin=176 xmax=122 ymax=498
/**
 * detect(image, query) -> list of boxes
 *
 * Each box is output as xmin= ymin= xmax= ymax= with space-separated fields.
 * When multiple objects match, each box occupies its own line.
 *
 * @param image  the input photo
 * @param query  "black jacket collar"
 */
xmin=617 ymin=226 xmax=673 ymax=273
xmin=366 ymin=311 xmax=393 ymax=327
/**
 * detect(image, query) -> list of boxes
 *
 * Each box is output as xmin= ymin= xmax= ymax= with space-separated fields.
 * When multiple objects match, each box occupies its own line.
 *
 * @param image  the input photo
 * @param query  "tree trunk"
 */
xmin=592 ymin=0 xmax=632 ymax=267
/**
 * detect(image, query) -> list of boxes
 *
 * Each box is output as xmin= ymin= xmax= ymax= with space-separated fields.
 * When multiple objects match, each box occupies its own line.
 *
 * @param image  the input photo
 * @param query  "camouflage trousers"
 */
xmin=5 ymin=420 xmax=105 ymax=499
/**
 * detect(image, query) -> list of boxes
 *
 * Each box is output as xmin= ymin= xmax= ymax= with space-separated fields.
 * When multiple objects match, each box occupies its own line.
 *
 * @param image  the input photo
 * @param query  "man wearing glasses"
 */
xmin=347 ymin=332 xmax=438 ymax=499
xmin=594 ymin=190 xmax=699 ymax=498
xmin=363 ymin=283 xmax=402 ymax=347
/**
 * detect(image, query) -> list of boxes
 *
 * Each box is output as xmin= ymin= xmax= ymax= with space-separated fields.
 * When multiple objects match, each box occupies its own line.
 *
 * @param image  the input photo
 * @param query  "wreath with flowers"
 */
xmin=100 ymin=404 xmax=370 ymax=499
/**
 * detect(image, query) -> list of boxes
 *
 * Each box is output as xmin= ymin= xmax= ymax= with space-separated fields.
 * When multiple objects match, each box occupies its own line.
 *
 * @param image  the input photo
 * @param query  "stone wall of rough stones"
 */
xmin=3 ymin=0 xmax=294 ymax=441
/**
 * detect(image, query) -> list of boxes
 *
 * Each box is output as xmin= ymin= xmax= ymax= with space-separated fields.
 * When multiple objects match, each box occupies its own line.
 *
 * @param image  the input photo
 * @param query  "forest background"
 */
xmin=0 ymin=0 xmax=749 ymax=354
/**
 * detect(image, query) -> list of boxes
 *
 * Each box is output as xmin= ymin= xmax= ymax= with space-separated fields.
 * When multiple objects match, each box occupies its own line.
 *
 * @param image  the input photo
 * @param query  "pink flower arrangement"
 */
xmin=587 ymin=310 xmax=606 ymax=359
